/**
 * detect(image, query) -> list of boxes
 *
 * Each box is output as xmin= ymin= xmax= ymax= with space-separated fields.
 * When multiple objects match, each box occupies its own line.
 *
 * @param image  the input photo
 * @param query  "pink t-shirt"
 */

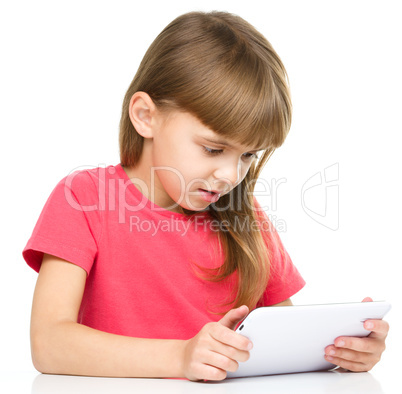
xmin=23 ymin=164 xmax=305 ymax=339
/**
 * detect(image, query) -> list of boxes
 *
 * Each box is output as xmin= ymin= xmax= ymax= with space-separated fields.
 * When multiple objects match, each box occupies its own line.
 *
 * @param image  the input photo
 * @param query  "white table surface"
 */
xmin=1 ymin=367 xmax=397 ymax=394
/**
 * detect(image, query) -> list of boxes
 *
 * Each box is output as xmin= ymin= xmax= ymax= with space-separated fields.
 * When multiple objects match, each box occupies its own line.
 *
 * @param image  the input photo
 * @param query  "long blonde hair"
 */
xmin=119 ymin=11 xmax=292 ymax=311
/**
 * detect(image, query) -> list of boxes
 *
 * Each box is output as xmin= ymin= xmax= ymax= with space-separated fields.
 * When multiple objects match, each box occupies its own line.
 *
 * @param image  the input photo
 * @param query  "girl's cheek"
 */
xmin=239 ymin=164 xmax=251 ymax=180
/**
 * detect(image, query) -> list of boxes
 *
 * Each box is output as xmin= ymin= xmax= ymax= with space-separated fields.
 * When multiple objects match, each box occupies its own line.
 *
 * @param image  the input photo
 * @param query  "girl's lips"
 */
xmin=198 ymin=189 xmax=221 ymax=203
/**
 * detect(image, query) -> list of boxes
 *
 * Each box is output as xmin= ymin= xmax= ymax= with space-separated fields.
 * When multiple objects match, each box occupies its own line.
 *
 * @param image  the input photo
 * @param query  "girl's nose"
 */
xmin=213 ymin=158 xmax=242 ymax=190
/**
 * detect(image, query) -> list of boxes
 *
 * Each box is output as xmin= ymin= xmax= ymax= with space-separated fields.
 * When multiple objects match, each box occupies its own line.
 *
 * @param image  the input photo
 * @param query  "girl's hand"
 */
xmin=324 ymin=297 xmax=389 ymax=372
xmin=182 ymin=305 xmax=252 ymax=381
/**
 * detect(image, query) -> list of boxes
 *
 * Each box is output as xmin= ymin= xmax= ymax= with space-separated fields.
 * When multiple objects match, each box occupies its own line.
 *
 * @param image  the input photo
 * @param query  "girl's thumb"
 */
xmin=219 ymin=305 xmax=249 ymax=330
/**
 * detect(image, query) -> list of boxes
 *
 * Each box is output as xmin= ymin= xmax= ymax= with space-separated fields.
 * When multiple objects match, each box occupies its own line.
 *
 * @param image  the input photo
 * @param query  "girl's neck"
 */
xmin=121 ymin=146 xmax=184 ymax=214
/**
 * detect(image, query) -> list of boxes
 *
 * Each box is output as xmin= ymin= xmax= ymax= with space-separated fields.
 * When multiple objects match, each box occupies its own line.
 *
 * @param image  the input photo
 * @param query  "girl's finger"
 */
xmin=210 ymin=324 xmax=252 ymax=351
xmin=218 ymin=305 xmax=249 ymax=330
xmin=208 ymin=351 xmax=239 ymax=373
xmin=197 ymin=348 xmax=239 ymax=375
xmin=209 ymin=339 xmax=250 ymax=363
xmin=325 ymin=345 xmax=375 ymax=364
xmin=324 ymin=354 xmax=368 ymax=372
xmin=334 ymin=336 xmax=385 ymax=354
xmin=189 ymin=363 xmax=227 ymax=382
xmin=365 ymin=319 xmax=389 ymax=339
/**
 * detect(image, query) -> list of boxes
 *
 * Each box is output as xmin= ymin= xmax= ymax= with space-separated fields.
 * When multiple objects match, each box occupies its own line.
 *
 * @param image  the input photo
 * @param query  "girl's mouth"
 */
xmin=198 ymin=189 xmax=221 ymax=203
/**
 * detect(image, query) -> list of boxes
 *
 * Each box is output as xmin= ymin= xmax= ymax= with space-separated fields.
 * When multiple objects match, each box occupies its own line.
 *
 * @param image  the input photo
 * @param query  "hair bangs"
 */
xmin=171 ymin=36 xmax=292 ymax=154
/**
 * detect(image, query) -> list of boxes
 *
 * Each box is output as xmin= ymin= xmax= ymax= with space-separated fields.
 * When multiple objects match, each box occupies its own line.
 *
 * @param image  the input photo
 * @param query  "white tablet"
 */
xmin=227 ymin=301 xmax=391 ymax=378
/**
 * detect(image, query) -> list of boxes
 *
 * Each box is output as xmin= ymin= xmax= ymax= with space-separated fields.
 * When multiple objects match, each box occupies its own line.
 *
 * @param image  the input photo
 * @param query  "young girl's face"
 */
xmin=149 ymin=110 xmax=262 ymax=213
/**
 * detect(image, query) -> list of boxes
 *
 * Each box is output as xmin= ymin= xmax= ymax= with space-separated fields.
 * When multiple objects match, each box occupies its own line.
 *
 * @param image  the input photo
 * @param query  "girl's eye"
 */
xmin=203 ymin=146 xmax=224 ymax=156
xmin=242 ymin=152 xmax=258 ymax=160
xmin=202 ymin=146 xmax=258 ymax=160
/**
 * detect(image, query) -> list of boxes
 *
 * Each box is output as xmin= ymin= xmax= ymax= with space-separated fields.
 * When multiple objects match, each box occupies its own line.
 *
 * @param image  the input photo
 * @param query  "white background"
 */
xmin=1 ymin=0 xmax=400 ymax=390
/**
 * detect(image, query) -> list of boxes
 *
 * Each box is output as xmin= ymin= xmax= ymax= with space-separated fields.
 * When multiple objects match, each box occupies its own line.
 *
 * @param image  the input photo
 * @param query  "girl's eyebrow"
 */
xmin=202 ymin=137 xmax=264 ymax=152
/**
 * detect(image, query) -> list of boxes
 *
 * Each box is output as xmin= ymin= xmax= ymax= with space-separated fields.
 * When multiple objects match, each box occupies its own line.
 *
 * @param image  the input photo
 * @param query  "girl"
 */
xmin=23 ymin=11 xmax=388 ymax=381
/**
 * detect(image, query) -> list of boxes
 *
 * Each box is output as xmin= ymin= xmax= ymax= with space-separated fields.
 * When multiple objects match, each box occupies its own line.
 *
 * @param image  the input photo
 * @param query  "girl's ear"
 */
xmin=128 ymin=92 xmax=157 ymax=138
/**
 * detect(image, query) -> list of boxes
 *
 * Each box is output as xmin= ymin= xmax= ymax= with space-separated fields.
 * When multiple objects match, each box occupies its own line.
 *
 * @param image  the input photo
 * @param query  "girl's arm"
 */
xmin=31 ymin=254 xmax=251 ymax=380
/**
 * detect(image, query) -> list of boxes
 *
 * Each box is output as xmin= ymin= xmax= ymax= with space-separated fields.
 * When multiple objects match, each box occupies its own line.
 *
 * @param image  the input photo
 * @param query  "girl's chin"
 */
xmin=174 ymin=200 xmax=213 ymax=214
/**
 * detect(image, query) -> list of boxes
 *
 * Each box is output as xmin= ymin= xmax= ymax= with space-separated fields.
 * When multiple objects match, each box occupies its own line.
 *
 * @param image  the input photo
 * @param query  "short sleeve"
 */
xmin=22 ymin=170 xmax=103 ymax=274
xmin=253 ymin=198 xmax=306 ymax=306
